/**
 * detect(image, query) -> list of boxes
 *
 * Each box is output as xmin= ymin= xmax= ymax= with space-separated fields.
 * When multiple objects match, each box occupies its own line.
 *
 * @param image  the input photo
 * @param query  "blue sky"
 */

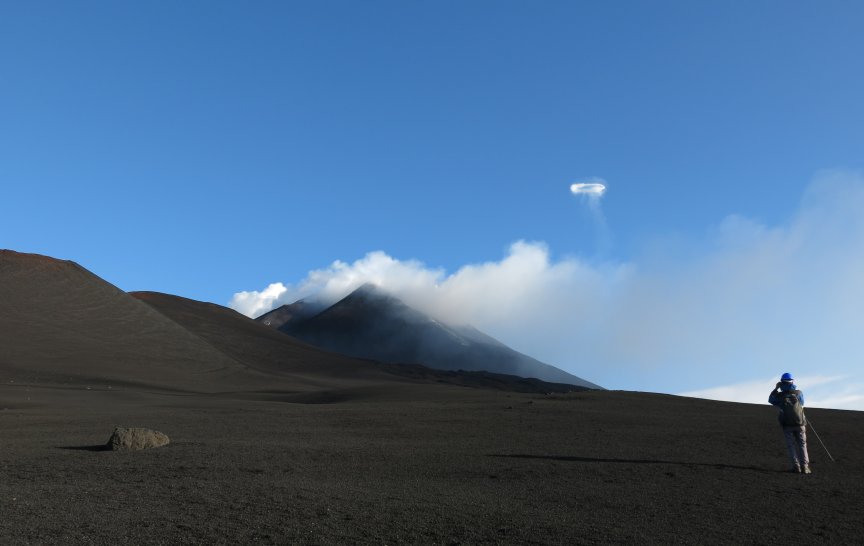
xmin=2 ymin=2 xmax=863 ymax=407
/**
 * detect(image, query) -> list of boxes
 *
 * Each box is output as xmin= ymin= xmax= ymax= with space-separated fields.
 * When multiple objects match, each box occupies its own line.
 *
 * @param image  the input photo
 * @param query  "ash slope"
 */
xmin=258 ymin=284 xmax=601 ymax=389
xmin=0 ymin=250 xmax=256 ymax=392
xmin=1 ymin=387 xmax=861 ymax=544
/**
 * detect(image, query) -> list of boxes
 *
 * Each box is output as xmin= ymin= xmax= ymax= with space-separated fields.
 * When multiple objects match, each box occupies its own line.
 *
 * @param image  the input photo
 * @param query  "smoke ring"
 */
xmin=570 ymin=183 xmax=606 ymax=196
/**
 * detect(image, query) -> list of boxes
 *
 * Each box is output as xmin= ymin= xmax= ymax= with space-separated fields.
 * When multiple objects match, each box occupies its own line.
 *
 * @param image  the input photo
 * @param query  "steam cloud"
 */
xmin=571 ymin=177 xmax=610 ymax=255
xmin=231 ymin=170 xmax=864 ymax=410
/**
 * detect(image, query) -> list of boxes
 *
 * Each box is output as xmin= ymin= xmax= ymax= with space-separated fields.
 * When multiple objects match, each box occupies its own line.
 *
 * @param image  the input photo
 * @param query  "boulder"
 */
xmin=107 ymin=426 xmax=170 ymax=451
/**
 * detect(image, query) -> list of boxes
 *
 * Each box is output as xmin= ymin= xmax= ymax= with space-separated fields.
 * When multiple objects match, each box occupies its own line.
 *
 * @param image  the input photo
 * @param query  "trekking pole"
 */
xmin=807 ymin=416 xmax=836 ymax=462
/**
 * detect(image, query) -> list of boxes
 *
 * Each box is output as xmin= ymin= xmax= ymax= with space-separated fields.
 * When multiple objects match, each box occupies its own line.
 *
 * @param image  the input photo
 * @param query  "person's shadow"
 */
xmin=489 ymin=454 xmax=781 ymax=473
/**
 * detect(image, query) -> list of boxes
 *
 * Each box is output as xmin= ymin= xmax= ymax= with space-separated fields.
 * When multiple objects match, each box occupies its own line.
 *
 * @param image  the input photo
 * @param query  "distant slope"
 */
xmin=134 ymin=291 xmax=587 ymax=394
xmin=256 ymin=300 xmax=323 ymax=330
xmin=0 ymin=250 xmax=261 ymax=392
xmin=260 ymin=284 xmax=602 ymax=389
xmin=131 ymin=291 xmax=399 ymax=384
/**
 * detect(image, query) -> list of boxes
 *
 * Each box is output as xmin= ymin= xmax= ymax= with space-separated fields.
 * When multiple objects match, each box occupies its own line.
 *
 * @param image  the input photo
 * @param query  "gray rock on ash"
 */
xmin=107 ymin=426 xmax=170 ymax=451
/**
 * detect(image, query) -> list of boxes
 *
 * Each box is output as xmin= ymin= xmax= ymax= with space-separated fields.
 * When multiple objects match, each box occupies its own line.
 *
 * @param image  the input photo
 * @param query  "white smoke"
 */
xmin=230 ymin=282 xmax=289 ymax=319
xmin=231 ymin=170 xmax=864 ymax=409
xmin=230 ymin=252 xmax=445 ymax=317
xmin=571 ymin=177 xmax=611 ymax=255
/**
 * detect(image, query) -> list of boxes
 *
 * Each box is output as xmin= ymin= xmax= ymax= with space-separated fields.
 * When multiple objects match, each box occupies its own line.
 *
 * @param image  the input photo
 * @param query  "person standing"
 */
xmin=768 ymin=373 xmax=811 ymax=474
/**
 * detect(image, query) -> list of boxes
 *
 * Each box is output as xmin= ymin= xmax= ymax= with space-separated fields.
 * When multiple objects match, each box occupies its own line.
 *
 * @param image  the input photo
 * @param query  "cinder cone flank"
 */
xmin=131 ymin=291 xmax=399 ymax=385
xmin=0 ymin=250 xmax=250 ymax=391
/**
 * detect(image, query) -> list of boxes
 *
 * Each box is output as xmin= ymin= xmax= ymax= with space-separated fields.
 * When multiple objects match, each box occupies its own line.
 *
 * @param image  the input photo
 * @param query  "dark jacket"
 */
xmin=769 ymin=382 xmax=805 ymax=407
xmin=769 ymin=382 xmax=806 ymax=426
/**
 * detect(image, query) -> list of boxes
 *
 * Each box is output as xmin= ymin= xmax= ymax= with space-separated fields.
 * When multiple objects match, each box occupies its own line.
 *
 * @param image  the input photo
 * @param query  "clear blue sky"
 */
xmin=3 ymin=2 xmax=863 ymax=405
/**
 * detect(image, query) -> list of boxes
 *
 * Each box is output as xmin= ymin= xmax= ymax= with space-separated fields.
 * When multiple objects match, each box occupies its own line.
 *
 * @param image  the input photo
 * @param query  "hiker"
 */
xmin=768 ymin=373 xmax=811 ymax=474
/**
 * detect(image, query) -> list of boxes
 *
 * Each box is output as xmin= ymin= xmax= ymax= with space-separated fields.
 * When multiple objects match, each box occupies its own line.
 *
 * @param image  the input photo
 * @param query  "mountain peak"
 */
xmin=346 ymin=282 xmax=389 ymax=299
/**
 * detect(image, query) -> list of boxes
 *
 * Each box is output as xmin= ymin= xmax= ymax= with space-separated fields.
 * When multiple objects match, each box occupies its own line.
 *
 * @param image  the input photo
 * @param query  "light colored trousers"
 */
xmin=783 ymin=425 xmax=810 ymax=467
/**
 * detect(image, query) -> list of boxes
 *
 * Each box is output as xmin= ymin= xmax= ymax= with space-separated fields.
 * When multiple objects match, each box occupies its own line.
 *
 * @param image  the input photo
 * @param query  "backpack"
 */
xmin=780 ymin=390 xmax=806 ymax=426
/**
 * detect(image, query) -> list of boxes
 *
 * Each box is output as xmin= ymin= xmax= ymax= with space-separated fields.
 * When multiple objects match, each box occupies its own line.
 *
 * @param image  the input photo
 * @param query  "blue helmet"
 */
xmin=781 ymin=372 xmax=794 ymax=382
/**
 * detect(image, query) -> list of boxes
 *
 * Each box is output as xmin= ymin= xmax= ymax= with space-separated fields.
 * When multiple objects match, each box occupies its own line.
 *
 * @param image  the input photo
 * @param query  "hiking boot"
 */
xmin=803 ymin=465 xmax=812 ymax=474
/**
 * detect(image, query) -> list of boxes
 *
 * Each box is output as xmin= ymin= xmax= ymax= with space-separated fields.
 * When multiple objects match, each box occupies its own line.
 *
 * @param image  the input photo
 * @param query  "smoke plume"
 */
xmin=231 ymin=170 xmax=864 ymax=409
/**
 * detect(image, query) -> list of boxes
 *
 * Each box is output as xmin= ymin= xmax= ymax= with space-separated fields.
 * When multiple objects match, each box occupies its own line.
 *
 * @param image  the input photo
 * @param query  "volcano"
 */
xmin=257 ymin=283 xmax=601 ymax=389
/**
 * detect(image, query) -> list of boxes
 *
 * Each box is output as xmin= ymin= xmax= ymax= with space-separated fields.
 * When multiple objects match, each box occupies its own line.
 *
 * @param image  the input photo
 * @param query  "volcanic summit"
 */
xmin=256 ymin=283 xmax=601 ymax=389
